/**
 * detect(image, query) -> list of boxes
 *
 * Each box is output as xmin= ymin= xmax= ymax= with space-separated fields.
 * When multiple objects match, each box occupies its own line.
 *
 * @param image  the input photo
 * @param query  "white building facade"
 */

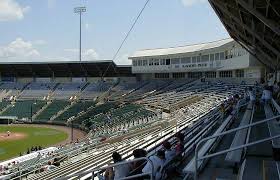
xmin=129 ymin=38 xmax=264 ymax=83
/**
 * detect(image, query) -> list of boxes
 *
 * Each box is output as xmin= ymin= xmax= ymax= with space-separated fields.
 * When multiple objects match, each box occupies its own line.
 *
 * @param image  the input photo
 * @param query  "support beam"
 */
xmin=235 ymin=36 xmax=273 ymax=69
xmin=211 ymin=0 xmax=280 ymax=58
xmin=224 ymin=20 xmax=275 ymax=66
xmin=208 ymin=0 xmax=274 ymax=69
xmin=236 ymin=0 xmax=280 ymax=36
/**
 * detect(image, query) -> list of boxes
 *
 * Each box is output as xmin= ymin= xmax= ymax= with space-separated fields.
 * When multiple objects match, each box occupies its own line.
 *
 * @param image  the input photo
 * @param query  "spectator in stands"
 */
xmin=267 ymin=74 xmax=274 ymax=87
xmin=247 ymin=87 xmax=256 ymax=102
xmin=98 ymin=152 xmax=130 ymax=180
xmin=129 ymin=149 xmax=147 ymax=178
xmin=219 ymin=103 xmax=226 ymax=119
xmin=174 ymin=133 xmax=184 ymax=155
xmin=53 ymin=158 xmax=60 ymax=167
xmin=45 ymin=161 xmax=56 ymax=171
xmin=142 ymin=150 xmax=165 ymax=180
xmin=162 ymin=141 xmax=175 ymax=162
xmin=112 ymin=152 xmax=130 ymax=179
xmin=261 ymin=85 xmax=272 ymax=104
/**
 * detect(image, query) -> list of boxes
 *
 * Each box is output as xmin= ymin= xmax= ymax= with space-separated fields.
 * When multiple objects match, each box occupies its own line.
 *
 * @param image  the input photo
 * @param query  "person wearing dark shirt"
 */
xmin=129 ymin=149 xmax=147 ymax=179
xmin=175 ymin=133 xmax=184 ymax=155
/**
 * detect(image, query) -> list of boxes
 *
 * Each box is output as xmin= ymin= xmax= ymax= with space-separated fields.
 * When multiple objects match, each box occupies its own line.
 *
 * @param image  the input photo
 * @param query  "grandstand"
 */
xmin=0 ymin=0 xmax=280 ymax=180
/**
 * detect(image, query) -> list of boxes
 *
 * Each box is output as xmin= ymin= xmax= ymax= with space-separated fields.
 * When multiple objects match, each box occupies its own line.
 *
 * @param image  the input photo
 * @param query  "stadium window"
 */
xmin=160 ymin=59 xmax=166 ymax=65
xmin=171 ymin=58 xmax=180 ymax=64
xmin=154 ymin=59 xmax=160 ymax=65
xmin=166 ymin=59 xmax=170 ymax=65
xmin=219 ymin=71 xmax=232 ymax=78
xmin=137 ymin=60 xmax=142 ymax=66
xmin=225 ymin=50 xmax=229 ymax=59
xmin=236 ymin=69 xmax=245 ymax=77
xmin=220 ymin=52 xmax=225 ymax=60
xmin=149 ymin=59 xmax=154 ymax=66
xmin=210 ymin=54 xmax=214 ymax=61
xmin=172 ymin=72 xmax=185 ymax=79
xmin=192 ymin=56 xmax=197 ymax=63
xmin=181 ymin=57 xmax=191 ymax=64
xmin=196 ymin=56 xmax=201 ymax=63
xmin=132 ymin=60 xmax=137 ymax=66
xmin=188 ymin=72 xmax=202 ymax=78
xmin=155 ymin=73 xmax=169 ymax=79
xmin=205 ymin=71 xmax=216 ymax=78
xmin=215 ymin=53 xmax=220 ymax=60
xmin=143 ymin=60 xmax=148 ymax=66
xmin=201 ymin=55 xmax=209 ymax=62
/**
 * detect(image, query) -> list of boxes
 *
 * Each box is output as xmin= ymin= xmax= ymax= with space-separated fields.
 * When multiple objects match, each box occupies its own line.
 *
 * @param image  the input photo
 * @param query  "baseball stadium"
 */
xmin=0 ymin=0 xmax=280 ymax=180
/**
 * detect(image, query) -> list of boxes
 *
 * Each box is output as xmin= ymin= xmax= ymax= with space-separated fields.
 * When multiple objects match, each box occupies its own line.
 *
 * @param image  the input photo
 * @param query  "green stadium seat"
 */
xmin=35 ymin=100 xmax=70 ymax=121
xmin=53 ymin=101 xmax=96 ymax=123
xmin=2 ymin=100 xmax=46 ymax=119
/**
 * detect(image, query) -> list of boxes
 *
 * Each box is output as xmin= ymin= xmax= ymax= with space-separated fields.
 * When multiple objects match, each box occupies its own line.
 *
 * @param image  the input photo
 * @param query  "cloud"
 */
xmin=0 ymin=38 xmax=40 ymax=59
xmin=115 ymin=54 xmax=130 ymax=65
xmin=83 ymin=49 xmax=99 ymax=60
xmin=32 ymin=40 xmax=47 ymax=46
xmin=181 ymin=0 xmax=207 ymax=7
xmin=0 ymin=0 xmax=30 ymax=21
xmin=64 ymin=48 xmax=99 ymax=60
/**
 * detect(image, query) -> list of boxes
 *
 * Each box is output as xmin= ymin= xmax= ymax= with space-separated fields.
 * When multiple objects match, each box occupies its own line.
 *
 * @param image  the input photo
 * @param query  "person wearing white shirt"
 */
xmin=142 ymin=150 xmax=165 ymax=180
xmin=247 ymin=87 xmax=256 ymax=102
xmin=98 ymin=152 xmax=130 ymax=180
xmin=261 ymin=86 xmax=272 ymax=104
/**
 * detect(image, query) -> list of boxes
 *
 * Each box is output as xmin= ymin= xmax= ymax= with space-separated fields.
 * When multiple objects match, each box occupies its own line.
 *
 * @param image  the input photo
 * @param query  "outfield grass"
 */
xmin=0 ymin=125 xmax=68 ymax=161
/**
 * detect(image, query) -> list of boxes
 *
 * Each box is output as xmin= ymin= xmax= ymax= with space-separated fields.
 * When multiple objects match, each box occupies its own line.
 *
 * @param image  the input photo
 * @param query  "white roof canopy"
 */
xmin=129 ymin=38 xmax=234 ymax=58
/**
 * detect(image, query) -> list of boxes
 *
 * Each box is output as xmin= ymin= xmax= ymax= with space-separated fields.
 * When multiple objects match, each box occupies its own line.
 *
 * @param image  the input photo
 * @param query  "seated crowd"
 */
xmin=98 ymin=133 xmax=185 ymax=180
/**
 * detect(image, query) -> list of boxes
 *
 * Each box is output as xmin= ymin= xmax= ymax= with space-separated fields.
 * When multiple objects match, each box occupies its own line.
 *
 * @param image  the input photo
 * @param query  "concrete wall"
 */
xmin=245 ymin=68 xmax=263 ymax=79
xmin=53 ymin=77 xmax=71 ymax=83
xmin=87 ymin=77 xmax=102 ymax=83
xmin=118 ymin=77 xmax=137 ymax=82
xmin=35 ymin=78 xmax=51 ymax=82
xmin=206 ymin=78 xmax=258 ymax=84
xmin=219 ymin=54 xmax=250 ymax=70
xmin=17 ymin=77 xmax=33 ymax=83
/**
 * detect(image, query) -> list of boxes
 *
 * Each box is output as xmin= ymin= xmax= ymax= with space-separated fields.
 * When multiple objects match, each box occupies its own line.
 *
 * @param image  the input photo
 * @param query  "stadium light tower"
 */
xmin=74 ymin=7 xmax=86 ymax=62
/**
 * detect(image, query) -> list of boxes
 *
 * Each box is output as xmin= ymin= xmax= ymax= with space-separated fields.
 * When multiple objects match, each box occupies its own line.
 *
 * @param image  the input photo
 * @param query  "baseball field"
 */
xmin=0 ymin=125 xmax=68 ymax=161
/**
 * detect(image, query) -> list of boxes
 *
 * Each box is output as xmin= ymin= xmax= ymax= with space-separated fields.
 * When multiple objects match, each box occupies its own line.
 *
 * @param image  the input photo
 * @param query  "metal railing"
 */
xmin=55 ymin=157 xmax=154 ymax=180
xmin=191 ymin=109 xmax=280 ymax=180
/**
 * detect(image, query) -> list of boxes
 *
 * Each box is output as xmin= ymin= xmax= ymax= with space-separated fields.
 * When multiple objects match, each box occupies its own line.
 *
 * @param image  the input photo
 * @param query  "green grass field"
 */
xmin=0 ymin=125 xmax=68 ymax=161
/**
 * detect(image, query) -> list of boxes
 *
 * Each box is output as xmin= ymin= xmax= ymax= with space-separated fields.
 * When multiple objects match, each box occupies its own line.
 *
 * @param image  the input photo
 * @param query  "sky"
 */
xmin=0 ymin=0 xmax=229 ymax=65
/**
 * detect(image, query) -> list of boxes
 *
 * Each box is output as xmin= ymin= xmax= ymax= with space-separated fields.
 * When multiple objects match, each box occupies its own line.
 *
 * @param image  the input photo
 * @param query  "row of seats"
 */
xmin=24 ymin=87 xmax=230 ymax=179
xmin=2 ymin=82 xmax=246 ymax=179
xmin=53 ymin=101 xmax=96 ymax=123
xmin=1 ymin=100 xmax=46 ymax=119
xmin=35 ymin=100 xmax=70 ymax=121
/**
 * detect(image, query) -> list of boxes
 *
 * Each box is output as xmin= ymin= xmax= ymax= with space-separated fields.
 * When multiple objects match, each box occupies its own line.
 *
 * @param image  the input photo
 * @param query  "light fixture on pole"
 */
xmin=74 ymin=6 xmax=86 ymax=62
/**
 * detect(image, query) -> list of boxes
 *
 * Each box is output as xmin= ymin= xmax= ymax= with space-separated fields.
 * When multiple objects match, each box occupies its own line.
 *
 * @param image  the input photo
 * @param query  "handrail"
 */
xmin=55 ymin=157 xmax=154 ymax=180
xmin=272 ymin=99 xmax=280 ymax=114
xmin=191 ymin=104 xmax=280 ymax=180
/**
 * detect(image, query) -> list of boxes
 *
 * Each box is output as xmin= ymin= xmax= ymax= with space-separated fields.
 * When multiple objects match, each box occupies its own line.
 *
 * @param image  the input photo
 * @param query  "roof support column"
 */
xmin=236 ymin=0 xmax=280 ymax=36
xmin=211 ymin=0 xmax=280 ymax=58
